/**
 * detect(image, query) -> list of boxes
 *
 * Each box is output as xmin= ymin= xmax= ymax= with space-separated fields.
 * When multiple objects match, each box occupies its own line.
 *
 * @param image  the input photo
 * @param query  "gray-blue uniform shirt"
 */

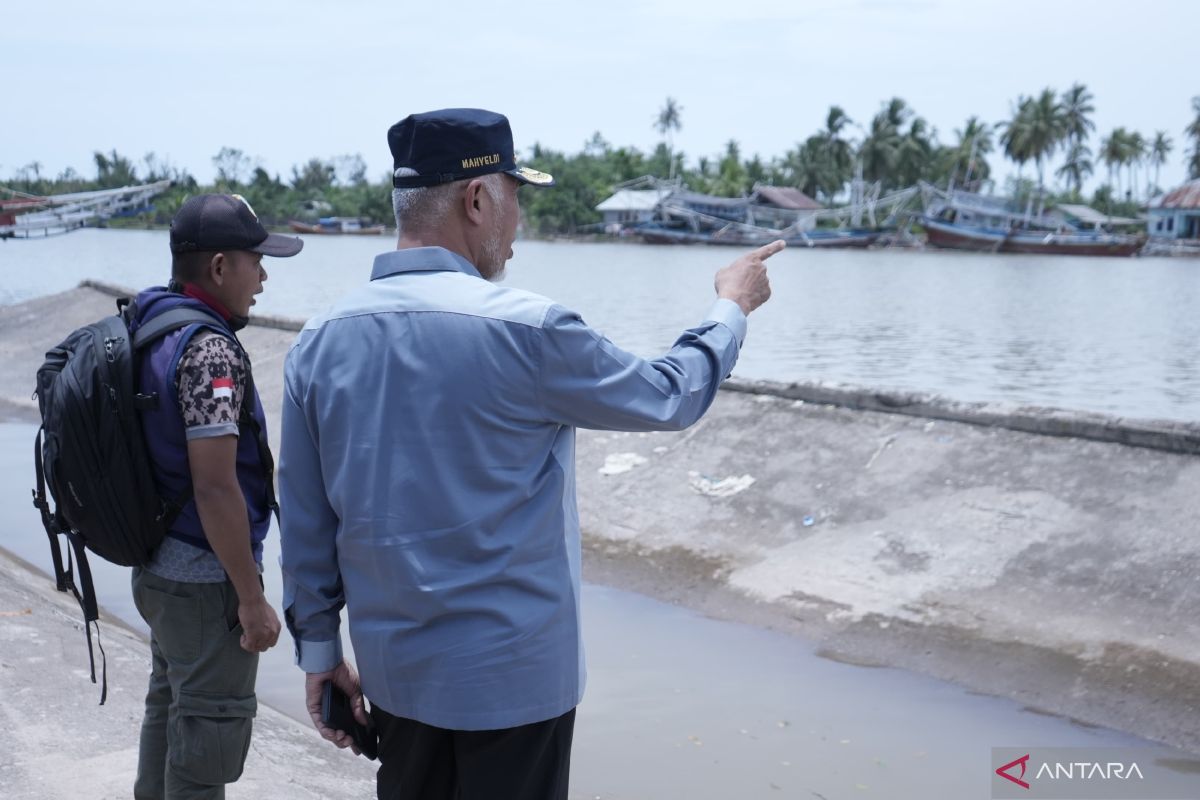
xmin=279 ymin=246 xmax=746 ymax=731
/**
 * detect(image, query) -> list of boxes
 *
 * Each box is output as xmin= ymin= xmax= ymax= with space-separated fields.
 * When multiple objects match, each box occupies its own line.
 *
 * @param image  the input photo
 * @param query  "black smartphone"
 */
xmin=320 ymin=680 xmax=379 ymax=760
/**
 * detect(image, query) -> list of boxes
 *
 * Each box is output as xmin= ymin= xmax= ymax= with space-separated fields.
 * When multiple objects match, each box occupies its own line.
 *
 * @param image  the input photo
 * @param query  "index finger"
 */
xmin=753 ymin=239 xmax=786 ymax=260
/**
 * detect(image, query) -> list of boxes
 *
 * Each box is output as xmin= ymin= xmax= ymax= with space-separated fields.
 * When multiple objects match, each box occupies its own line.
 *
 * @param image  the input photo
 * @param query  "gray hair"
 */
xmin=392 ymin=170 xmax=505 ymax=236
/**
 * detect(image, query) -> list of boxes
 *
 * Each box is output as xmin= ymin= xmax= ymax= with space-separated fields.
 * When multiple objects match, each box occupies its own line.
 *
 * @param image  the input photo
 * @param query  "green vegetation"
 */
xmin=1187 ymin=96 xmax=1200 ymax=181
xmin=5 ymin=89 xmax=1200 ymax=236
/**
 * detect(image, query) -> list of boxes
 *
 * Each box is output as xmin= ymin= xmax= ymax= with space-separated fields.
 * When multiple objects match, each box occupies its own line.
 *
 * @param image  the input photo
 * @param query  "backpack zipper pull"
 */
xmin=103 ymin=336 xmax=124 ymax=363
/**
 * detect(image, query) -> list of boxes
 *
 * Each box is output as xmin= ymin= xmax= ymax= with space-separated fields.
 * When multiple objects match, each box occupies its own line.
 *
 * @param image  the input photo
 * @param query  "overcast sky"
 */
xmin=5 ymin=0 xmax=1197 ymax=194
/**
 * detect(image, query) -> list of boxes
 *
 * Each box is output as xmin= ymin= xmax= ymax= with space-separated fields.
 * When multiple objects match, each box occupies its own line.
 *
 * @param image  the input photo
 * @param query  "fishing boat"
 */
xmin=922 ymin=215 xmax=1143 ymax=256
xmin=789 ymin=228 xmax=881 ymax=249
xmin=288 ymin=216 xmax=386 ymax=235
xmin=602 ymin=175 xmax=917 ymax=250
xmin=635 ymin=222 xmax=879 ymax=248
xmin=1 ymin=180 xmax=172 ymax=239
xmin=919 ymin=185 xmax=1144 ymax=257
xmin=999 ymin=228 xmax=1144 ymax=257
xmin=920 ymin=217 xmax=1008 ymax=252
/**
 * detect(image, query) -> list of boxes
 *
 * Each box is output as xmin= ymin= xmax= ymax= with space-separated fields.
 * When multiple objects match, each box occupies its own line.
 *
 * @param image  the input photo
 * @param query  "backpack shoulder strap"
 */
xmin=132 ymin=306 xmax=223 ymax=351
xmin=237 ymin=357 xmax=280 ymax=522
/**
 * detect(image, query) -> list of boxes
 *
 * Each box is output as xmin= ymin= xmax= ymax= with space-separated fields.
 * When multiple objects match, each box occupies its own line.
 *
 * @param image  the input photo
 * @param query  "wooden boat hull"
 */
xmin=922 ymin=218 xmax=1006 ymax=252
xmin=786 ymin=230 xmax=879 ymax=249
xmin=637 ymin=225 xmax=879 ymax=248
xmin=923 ymin=218 xmax=1142 ymax=257
xmin=999 ymin=233 xmax=1144 ymax=257
xmin=288 ymin=220 xmax=386 ymax=235
xmin=637 ymin=228 xmax=702 ymax=244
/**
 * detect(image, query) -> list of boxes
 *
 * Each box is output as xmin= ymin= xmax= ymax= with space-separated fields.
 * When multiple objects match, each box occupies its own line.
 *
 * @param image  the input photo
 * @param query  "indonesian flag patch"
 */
xmin=211 ymin=377 xmax=234 ymax=401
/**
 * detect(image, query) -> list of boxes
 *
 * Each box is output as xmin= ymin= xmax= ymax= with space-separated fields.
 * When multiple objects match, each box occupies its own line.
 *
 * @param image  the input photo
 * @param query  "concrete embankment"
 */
xmin=0 ymin=549 xmax=376 ymax=798
xmin=4 ymin=283 xmax=1199 ymax=759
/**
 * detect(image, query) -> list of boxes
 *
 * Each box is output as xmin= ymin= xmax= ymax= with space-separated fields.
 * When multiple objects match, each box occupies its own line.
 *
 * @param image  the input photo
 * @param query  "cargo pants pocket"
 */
xmin=171 ymin=692 xmax=258 ymax=785
xmin=133 ymin=578 xmax=203 ymax=664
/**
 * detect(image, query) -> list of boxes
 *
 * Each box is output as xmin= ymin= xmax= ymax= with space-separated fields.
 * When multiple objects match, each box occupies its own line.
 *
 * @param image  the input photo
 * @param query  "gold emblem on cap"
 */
xmin=514 ymin=167 xmax=554 ymax=185
xmin=231 ymin=194 xmax=258 ymax=220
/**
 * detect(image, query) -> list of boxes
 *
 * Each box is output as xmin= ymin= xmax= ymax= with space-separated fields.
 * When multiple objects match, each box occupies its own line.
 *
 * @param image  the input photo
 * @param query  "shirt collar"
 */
xmin=180 ymin=283 xmax=234 ymax=321
xmin=371 ymin=246 xmax=481 ymax=281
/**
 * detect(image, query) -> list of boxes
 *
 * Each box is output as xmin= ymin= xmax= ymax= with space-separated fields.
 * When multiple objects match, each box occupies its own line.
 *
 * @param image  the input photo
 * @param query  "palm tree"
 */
xmin=1126 ymin=131 xmax=1147 ymax=201
xmin=93 ymin=150 xmax=138 ymax=188
xmin=1056 ymin=141 xmax=1093 ymax=198
xmin=953 ymin=116 xmax=993 ymax=184
xmin=858 ymin=98 xmax=910 ymax=188
xmin=1060 ymin=83 xmax=1095 ymax=150
xmin=999 ymin=96 xmax=1035 ymax=183
xmin=815 ymin=106 xmax=854 ymax=199
xmin=858 ymin=119 xmax=896 ymax=186
xmin=712 ymin=139 xmax=748 ymax=197
xmin=1150 ymin=131 xmax=1173 ymax=194
xmin=16 ymin=161 xmax=43 ymax=185
xmin=896 ymin=116 xmax=936 ymax=188
xmin=654 ymin=97 xmax=684 ymax=180
xmin=783 ymin=141 xmax=823 ymax=200
xmin=1099 ymin=129 xmax=1128 ymax=197
xmin=1186 ymin=96 xmax=1200 ymax=180
xmin=1025 ymin=88 xmax=1067 ymax=191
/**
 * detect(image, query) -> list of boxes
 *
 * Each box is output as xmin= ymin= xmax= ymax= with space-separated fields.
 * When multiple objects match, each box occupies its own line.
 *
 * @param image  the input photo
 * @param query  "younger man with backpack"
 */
xmin=129 ymin=194 xmax=301 ymax=799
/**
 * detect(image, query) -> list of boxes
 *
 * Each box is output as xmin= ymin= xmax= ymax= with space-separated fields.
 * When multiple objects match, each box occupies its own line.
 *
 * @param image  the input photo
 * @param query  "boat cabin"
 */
xmin=1050 ymin=204 xmax=1142 ymax=232
xmin=595 ymin=189 xmax=665 ymax=230
xmin=747 ymin=185 xmax=822 ymax=229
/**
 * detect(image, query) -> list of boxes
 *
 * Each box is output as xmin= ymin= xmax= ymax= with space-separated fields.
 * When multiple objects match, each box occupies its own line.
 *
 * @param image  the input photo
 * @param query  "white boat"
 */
xmin=0 ymin=182 xmax=174 ymax=239
xmin=0 ymin=181 xmax=173 ymax=239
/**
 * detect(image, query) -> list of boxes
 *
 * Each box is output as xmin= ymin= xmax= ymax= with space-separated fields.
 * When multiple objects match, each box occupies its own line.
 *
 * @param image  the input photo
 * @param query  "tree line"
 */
xmin=5 ymin=148 xmax=394 ymax=235
xmin=5 ymin=89 xmax=1200 ymax=236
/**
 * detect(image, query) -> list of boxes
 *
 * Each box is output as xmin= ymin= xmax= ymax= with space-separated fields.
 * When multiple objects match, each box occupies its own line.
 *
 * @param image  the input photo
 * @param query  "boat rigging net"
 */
xmin=0 ymin=180 xmax=172 ymax=239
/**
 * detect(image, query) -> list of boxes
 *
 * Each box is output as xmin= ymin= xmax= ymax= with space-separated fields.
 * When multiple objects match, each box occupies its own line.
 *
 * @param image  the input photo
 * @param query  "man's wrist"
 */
xmin=716 ymin=293 xmax=750 ymax=315
xmin=225 ymin=568 xmax=266 ymax=605
xmin=238 ymin=590 xmax=269 ymax=607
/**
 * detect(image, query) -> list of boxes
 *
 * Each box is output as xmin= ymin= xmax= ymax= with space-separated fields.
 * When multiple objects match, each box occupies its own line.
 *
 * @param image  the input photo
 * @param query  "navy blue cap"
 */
xmin=388 ymin=108 xmax=554 ymax=189
xmin=170 ymin=194 xmax=303 ymax=257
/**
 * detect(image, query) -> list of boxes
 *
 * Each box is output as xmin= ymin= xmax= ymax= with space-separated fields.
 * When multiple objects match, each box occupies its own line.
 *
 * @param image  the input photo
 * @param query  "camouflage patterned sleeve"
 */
xmin=175 ymin=332 xmax=246 ymax=440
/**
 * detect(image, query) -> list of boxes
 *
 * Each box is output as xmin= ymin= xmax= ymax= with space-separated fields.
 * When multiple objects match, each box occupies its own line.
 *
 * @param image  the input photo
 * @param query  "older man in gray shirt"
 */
xmin=279 ymin=108 xmax=779 ymax=800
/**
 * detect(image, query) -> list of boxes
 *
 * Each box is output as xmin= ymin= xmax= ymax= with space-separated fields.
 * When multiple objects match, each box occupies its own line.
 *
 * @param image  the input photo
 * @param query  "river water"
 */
xmin=4 ymin=230 xmax=1200 ymax=796
xmin=2 ymin=228 xmax=1199 ymax=421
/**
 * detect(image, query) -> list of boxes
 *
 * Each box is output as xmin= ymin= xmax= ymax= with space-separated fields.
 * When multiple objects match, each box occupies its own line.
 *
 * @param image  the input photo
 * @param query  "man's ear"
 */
xmin=463 ymin=179 xmax=487 ymax=226
xmin=209 ymin=252 xmax=227 ymax=285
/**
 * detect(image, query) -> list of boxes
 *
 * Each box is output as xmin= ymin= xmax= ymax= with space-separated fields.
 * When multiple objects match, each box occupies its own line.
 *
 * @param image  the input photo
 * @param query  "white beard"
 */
xmin=479 ymin=211 xmax=508 ymax=282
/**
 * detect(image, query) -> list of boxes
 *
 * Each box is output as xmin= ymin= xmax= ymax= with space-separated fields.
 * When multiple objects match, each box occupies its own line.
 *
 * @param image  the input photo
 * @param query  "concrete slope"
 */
xmin=4 ymin=283 xmax=1199 ymax=755
xmin=574 ymin=388 xmax=1200 ymax=753
xmin=0 ymin=550 xmax=374 ymax=799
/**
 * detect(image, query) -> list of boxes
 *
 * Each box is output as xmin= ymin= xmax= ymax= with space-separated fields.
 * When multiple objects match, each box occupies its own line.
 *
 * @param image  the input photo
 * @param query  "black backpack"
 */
xmin=31 ymin=297 xmax=277 ymax=703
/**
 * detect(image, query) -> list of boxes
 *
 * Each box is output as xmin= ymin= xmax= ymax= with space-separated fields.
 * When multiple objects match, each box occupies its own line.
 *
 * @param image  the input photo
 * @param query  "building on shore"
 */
xmin=1147 ymin=179 xmax=1200 ymax=240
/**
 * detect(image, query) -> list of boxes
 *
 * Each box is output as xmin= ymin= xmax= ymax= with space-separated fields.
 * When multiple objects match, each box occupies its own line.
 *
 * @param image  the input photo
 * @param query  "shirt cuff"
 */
xmin=295 ymin=636 xmax=343 ymax=674
xmin=185 ymin=423 xmax=240 ymax=440
xmin=705 ymin=298 xmax=747 ymax=347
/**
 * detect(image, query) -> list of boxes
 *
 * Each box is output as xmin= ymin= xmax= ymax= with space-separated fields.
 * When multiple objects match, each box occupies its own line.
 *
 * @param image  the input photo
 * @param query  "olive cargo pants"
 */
xmin=132 ymin=568 xmax=259 ymax=800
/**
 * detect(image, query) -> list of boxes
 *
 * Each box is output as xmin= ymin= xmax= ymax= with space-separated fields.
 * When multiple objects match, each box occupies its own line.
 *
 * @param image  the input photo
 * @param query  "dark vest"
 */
xmin=132 ymin=288 xmax=272 ymax=561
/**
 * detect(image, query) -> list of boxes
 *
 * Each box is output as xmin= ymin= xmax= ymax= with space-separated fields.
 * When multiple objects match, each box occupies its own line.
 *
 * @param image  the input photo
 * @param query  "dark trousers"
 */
xmin=372 ymin=706 xmax=576 ymax=800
